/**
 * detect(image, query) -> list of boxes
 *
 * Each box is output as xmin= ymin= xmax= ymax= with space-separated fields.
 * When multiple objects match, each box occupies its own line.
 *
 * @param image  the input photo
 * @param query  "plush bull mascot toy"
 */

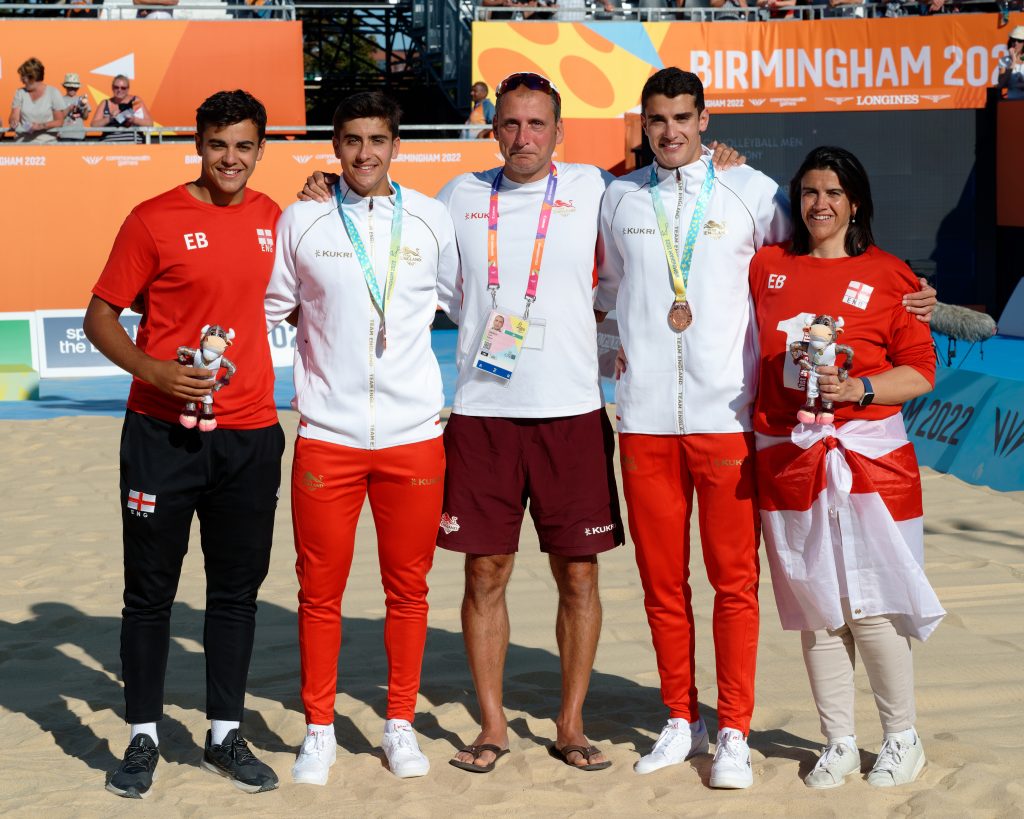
xmin=177 ymin=324 xmax=237 ymax=432
xmin=788 ymin=314 xmax=854 ymax=425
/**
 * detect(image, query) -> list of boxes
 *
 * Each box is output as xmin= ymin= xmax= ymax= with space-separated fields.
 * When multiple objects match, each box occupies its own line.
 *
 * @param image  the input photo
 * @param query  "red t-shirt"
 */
xmin=93 ymin=184 xmax=281 ymax=429
xmin=749 ymin=243 xmax=936 ymax=437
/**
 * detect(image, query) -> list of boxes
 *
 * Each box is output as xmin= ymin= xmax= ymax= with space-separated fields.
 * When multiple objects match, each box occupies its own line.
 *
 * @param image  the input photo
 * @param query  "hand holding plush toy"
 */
xmin=176 ymin=324 xmax=237 ymax=432
xmin=788 ymin=314 xmax=854 ymax=426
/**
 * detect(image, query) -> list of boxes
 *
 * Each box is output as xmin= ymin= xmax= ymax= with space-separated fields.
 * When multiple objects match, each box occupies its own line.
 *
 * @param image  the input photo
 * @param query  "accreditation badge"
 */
xmin=472 ymin=308 xmax=530 ymax=382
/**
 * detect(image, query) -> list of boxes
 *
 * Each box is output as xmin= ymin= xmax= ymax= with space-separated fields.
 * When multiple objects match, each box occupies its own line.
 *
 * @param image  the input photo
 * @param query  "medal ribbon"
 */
xmin=336 ymin=180 xmax=403 ymax=322
xmin=649 ymin=160 xmax=715 ymax=304
xmin=487 ymin=163 xmax=558 ymax=314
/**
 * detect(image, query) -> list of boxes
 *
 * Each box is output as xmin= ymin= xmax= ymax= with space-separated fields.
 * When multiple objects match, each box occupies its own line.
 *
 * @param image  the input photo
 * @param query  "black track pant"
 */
xmin=118 ymin=411 xmax=285 ymax=723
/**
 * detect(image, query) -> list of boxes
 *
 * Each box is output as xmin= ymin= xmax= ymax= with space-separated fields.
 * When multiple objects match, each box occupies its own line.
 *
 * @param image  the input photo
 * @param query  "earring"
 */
xmin=851 ymin=214 xmax=857 ymax=224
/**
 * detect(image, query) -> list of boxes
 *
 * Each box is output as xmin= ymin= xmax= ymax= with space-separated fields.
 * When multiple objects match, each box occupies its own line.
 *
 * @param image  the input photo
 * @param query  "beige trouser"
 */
xmin=800 ymin=598 xmax=916 ymax=741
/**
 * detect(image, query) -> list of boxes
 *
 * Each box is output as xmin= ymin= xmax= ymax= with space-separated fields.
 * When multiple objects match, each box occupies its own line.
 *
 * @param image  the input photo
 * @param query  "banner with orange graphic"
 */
xmin=473 ymin=13 xmax=1022 ymax=116
xmin=0 ymin=140 xmax=504 ymax=312
xmin=0 ymin=21 xmax=304 ymax=127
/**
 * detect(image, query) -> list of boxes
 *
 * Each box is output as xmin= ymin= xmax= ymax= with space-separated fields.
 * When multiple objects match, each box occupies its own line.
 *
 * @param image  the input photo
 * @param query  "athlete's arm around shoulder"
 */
xmin=595 ymin=168 xmax=647 ymax=316
xmin=265 ymin=199 xmax=331 ymax=331
xmin=408 ymin=189 xmax=462 ymax=325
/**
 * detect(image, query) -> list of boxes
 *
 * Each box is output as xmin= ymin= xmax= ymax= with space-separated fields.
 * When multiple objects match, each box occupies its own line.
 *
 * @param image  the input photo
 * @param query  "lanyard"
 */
xmin=336 ymin=180 xmax=403 ymax=322
xmin=649 ymin=160 xmax=715 ymax=304
xmin=487 ymin=163 xmax=558 ymax=318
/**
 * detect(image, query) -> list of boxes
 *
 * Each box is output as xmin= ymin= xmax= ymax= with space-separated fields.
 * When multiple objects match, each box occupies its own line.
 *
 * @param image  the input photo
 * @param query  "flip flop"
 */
xmin=449 ymin=743 xmax=510 ymax=773
xmin=549 ymin=743 xmax=612 ymax=771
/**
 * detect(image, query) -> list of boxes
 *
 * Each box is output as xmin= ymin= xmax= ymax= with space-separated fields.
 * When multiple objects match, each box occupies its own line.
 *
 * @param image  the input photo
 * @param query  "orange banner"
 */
xmin=0 ymin=21 xmax=305 ymax=127
xmin=473 ymin=13 xmax=1023 ymax=115
xmin=0 ymin=140 xmax=505 ymax=311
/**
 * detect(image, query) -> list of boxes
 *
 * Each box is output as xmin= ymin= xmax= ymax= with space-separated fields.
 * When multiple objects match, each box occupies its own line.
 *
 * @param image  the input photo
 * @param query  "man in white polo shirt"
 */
xmin=266 ymin=91 xmax=459 ymax=785
xmin=436 ymin=72 xmax=625 ymax=773
xmin=597 ymin=67 xmax=936 ymax=788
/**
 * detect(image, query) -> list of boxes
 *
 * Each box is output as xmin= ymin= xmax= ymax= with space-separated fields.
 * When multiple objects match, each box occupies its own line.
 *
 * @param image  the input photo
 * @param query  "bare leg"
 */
xmin=452 ymin=553 xmax=515 ymax=769
xmin=550 ymin=554 xmax=605 ymax=767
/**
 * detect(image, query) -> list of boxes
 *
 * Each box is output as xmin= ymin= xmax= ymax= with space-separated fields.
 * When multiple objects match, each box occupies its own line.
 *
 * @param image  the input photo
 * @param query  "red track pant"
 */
xmin=619 ymin=432 xmax=760 ymax=734
xmin=291 ymin=436 xmax=445 ymax=724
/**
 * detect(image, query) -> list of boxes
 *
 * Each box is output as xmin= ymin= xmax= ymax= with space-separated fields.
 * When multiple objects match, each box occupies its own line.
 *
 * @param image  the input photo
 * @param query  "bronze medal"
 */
xmin=668 ymin=301 xmax=692 ymax=332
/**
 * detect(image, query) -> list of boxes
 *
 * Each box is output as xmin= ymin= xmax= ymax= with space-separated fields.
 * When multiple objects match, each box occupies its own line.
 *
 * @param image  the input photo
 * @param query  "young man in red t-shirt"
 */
xmin=84 ymin=90 xmax=284 ymax=799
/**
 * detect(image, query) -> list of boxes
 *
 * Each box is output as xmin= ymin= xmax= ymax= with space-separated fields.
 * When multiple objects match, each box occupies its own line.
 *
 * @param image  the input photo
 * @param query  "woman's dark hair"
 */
xmin=196 ymin=89 xmax=267 ymax=142
xmin=789 ymin=146 xmax=875 ymax=257
xmin=333 ymin=91 xmax=401 ymax=138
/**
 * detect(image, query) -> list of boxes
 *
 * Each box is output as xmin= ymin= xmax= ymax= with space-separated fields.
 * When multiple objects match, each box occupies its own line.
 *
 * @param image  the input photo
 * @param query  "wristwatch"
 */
xmin=858 ymin=376 xmax=875 ymax=407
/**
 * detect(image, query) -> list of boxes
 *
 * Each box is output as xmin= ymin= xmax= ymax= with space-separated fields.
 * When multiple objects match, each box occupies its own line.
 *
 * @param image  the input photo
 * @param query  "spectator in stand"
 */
xmin=59 ymin=72 xmax=91 ymax=142
xmin=479 ymin=0 xmax=553 ymax=20
xmin=133 ymin=0 xmax=178 ymax=17
xmin=8 ymin=58 xmax=65 ymax=144
xmin=757 ymin=0 xmax=796 ymax=18
xmin=709 ymin=0 xmax=751 ymax=19
xmin=462 ymin=81 xmax=494 ymax=139
xmin=998 ymin=25 xmax=1024 ymax=100
xmin=91 ymin=76 xmax=153 ymax=143
xmin=824 ymin=0 xmax=867 ymax=17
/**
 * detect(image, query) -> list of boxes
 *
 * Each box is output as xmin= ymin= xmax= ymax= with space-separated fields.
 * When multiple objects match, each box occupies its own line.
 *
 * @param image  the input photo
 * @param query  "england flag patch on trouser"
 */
xmin=127 ymin=489 xmax=157 ymax=516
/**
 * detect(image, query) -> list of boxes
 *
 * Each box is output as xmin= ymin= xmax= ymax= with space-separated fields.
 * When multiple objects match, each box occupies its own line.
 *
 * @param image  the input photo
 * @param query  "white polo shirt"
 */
xmin=437 ymin=161 xmax=613 ymax=419
xmin=596 ymin=152 xmax=790 ymax=435
xmin=266 ymin=177 xmax=459 ymax=450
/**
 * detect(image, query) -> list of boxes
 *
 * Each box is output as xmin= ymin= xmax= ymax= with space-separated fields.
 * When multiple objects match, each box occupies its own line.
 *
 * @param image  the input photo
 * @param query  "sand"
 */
xmin=1 ymin=411 xmax=1022 ymax=817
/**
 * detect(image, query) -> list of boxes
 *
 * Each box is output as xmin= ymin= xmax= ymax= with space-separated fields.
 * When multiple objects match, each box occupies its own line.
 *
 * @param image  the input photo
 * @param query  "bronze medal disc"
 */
xmin=668 ymin=301 xmax=693 ymax=332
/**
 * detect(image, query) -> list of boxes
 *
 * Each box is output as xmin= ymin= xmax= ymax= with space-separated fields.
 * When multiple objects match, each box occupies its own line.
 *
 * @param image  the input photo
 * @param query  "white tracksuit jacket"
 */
xmin=266 ymin=177 xmax=459 ymax=449
xmin=596 ymin=152 xmax=790 ymax=435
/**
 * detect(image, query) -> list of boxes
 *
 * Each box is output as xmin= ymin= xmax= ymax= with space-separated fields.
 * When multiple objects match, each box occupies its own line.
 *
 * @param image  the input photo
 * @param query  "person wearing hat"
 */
xmin=998 ymin=25 xmax=1024 ymax=100
xmin=59 ymin=72 xmax=91 ymax=141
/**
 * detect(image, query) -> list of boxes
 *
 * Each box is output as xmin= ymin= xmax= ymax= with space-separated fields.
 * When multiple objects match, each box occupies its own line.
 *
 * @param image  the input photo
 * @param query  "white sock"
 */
xmin=130 ymin=723 xmax=158 ymax=746
xmin=828 ymin=734 xmax=857 ymax=751
xmin=307 ymin=723 xmax=335 ymax=738
xmin=385 ymin=719 xmax=412 ymax=733
xmin=211 ymin=719 xmax=239 ymax=746
xmin=884 ymin=727 xmax=917 ymax=744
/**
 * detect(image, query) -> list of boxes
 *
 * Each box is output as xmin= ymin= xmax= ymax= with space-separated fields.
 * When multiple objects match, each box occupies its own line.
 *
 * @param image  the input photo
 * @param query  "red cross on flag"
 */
xmin=127 ymin=490 xmax=156 ymax=514
xmin=842 ymin=280 xmax=874 ymax=311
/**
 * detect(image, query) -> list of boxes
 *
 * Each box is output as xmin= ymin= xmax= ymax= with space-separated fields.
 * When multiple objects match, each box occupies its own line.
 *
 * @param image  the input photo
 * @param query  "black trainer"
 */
xmin=201 ymin=729 xmax=279 ymax=793
xmin=105 ymin=734 xmax=159 ymax=799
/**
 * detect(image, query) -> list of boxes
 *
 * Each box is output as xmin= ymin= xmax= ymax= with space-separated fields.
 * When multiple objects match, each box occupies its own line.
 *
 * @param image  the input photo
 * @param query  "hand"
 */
xmin=814 ymin=365 xmax=861 ymax=403
xmin=902 ymin=277 xmax=937 ymax=323
xmin=298 ymin=170 xmax=339 ymax=202
xmin=140 ymin=359 xmax=214 ymax=401
xmin=614 ymin=346 xmax=628 ymax=380
xmin=708 ymin=141 xmax=746 ymax=171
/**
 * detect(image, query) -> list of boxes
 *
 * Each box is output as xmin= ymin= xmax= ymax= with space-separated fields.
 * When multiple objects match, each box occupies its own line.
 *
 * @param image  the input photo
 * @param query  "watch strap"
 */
xmin=858 ymin=376 xmax=875 ymax=407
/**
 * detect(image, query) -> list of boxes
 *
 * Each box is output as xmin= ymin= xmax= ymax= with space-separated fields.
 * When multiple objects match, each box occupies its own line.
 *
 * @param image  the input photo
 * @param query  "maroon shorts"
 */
xmin=437 ymin=408 xmax=624 ymax=556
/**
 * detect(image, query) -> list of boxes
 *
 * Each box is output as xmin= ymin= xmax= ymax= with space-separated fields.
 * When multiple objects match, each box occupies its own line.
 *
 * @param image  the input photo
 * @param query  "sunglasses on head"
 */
xmin=495 ymin=72 xmax=561 ymax=102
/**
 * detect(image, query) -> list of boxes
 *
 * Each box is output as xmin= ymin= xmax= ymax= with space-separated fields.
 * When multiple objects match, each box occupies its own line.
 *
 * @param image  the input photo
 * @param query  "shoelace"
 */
xmin=874 ymin=738 xmax=906 ymax=772
xmin=717 ymin=733 xmax=745 ymax=762
xmin=652 ymin=725 xmax=687 ymax=754
xmin=302 ymin=732 xmax=328 ymax=755
xmin=123 ymin=742 xmax=158 ymax=773
xmin=815 ymin=742 xmax=850 ymax=771
xmin=227 ymin=735 xmax=258 ymax=764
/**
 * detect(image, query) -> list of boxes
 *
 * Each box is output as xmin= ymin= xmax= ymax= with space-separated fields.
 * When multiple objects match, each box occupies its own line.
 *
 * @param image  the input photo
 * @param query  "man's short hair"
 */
xmin=196 ymin=89 xmax=268 ymax=142
xmin=332 ymin=92 xmax=402 ymax=139
xmin=641 ymin=67 xmax=705 ymax=115
xmin=473 ymin=81 xmax=489 ymax=95
xmin=18 ymin=57 xmax=45 ymax=82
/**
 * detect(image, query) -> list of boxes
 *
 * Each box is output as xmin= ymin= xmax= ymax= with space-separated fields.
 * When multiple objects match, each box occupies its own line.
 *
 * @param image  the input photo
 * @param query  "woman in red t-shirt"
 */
xmin=749 ymin=146 xmax=944 ymax=790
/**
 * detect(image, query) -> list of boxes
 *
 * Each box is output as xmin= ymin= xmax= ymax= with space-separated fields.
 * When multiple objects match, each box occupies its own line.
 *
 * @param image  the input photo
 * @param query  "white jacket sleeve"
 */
xmin=754 ymin=181 xmax=792 ymax=249
xmin=264 ymin=205 xmax=301 ymax=332
xmin=595 ymin=184 xmax=624 ymax=314
xmin=433 ymin=205 xmax=463 ymax=325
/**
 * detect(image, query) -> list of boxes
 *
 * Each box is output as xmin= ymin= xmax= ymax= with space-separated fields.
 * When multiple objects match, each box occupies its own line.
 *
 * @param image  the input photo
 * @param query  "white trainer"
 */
xmin=634 ymin=719 xmax=709 ymax=775
xmin=804 ymin=738 xmax=860 ymax=789
xmin=867 ymin=730 xmax=925 ymax=787
xmin=709 ymin=728 xmax=753 ymax=789
xmin=292 ymin=729 xmax=337 ymax=786
xmin=382 ymin=720 xmax=430 ymax=779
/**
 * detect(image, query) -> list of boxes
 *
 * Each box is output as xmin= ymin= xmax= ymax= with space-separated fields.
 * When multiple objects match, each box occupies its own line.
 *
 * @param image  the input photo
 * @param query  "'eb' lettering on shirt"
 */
xmin=184 ymin=232 xmax=209 ymax=250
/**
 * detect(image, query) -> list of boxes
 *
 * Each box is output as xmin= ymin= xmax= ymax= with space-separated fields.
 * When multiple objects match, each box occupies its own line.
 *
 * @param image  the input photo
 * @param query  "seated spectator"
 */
xmin=999 ymin=25 xmax=1024 ymax=100
xmin=462 ymin=81 xmax=494 ymax=140
xmin=133 ymin=0 xmax=178 ymax=17
xmin=58 ymin=72 xmax=91 ymax=141
xmin=757 ymin=0 xmax=797 ymax=17
xmin=90 ymin=76 xmax=153 ymax=143
xmin=479 ymin=0 xmax=554 ymax=20
xmin=710 ymin=0 xmax=751 ymax=19
xmin=65 ymin=0 xmax=100 ymax=16
xmin=825 ymin=0 xmax=867 ymax=16
xmin=8 ymin=57 xmax=65 ymax=143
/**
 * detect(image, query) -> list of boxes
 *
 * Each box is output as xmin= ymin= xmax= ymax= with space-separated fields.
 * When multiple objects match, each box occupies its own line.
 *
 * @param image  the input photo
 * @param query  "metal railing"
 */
xmin=0 ymin=123 xmax=492 ymax=143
